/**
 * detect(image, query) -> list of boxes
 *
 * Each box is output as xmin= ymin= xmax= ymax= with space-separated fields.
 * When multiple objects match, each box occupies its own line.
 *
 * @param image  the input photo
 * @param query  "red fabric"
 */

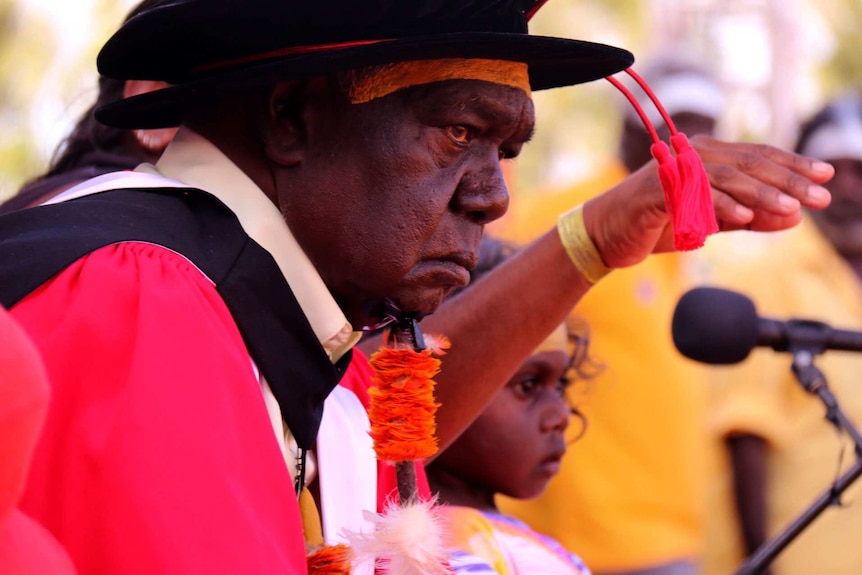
xmin=0 ymin=306 xmax=49 ymax=524
xmin=338 ymin=350 xmax=432 ymax=511
xmin=11 ymin=243 xmax=307 ymax=575
xmin=0 ymin=306 xmax=76 ymax=574
xmin=651 ymin=141 xmax=681 ymax=222
xmin=0 ymin=511 xmax=77 ymax=575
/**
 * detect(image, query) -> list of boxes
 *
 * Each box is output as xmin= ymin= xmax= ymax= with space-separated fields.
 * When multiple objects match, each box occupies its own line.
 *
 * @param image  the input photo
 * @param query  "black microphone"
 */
xmin=671 ymin=287 xmax=862 ymax=364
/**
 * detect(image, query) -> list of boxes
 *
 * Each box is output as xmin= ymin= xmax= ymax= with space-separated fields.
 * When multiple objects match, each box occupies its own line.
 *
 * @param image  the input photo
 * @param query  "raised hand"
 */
xmin=584 ymin=135 xmax=834 ymax=269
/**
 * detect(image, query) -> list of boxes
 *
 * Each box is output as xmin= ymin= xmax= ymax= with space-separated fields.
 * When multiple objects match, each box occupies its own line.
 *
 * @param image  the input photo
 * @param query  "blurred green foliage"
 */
xmin=0 ymin=0 xmax=130 ymax=202
xmin=816 ymin=0 xmax=862 ymax=97
xmin=0 ymin=0 xmax=55 ymax=200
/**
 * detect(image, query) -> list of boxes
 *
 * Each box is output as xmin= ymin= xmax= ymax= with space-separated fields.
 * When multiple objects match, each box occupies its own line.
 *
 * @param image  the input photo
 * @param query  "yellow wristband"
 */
xmin=557 ymin=204 xmax=612 ymax=284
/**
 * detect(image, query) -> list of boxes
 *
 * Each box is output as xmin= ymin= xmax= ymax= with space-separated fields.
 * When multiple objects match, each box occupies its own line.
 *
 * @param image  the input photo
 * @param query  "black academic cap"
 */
xmin=95 ymin=0 xmax=634 ymax=129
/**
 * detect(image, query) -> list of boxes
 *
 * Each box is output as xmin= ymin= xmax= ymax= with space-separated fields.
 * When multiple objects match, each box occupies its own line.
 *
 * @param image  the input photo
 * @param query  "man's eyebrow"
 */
xmin=467 ymin=92 xmax=536 ymax=141
xmin=466 ymin=92 xmax=522 ymax=120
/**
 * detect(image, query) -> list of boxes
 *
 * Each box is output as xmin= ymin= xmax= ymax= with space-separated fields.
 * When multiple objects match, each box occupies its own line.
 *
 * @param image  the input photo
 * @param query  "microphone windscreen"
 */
xmin=672 ymin=287 xmax=761 ymax=364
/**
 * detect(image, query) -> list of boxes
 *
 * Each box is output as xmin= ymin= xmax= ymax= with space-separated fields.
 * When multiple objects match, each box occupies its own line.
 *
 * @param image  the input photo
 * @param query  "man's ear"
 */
xmin=123 ymin=80 xmax=178 ymax=155
xmin=262 ymin=81 xmax=308 ymax=167
xmin=124 ymin=79 xmax=171 ymax=99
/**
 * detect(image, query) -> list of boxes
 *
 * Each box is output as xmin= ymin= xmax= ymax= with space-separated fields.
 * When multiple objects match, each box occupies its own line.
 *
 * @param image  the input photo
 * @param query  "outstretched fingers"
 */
xmin=692 ymin=136 xmax=834 ymax=232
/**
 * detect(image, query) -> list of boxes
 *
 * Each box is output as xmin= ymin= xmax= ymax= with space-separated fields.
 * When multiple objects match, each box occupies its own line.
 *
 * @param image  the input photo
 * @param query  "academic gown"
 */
xmin=14 ymin=241 xmax=311 ymax=573
xmin=0 ymin=187 xmax=344 ymax=574
xmin=0 ymin=183 xmax=431 ymax=574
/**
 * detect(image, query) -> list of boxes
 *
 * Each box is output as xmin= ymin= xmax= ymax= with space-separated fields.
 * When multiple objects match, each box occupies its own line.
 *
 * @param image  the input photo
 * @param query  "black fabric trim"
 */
xmin=0 ymin=188 xmax=347 ymax=448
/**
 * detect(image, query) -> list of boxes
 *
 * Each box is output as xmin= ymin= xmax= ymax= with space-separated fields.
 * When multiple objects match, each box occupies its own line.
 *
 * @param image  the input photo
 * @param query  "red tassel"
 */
xmin=669 ymin=133 xmax=719 ymax=250
xmin=609 ymin=69 xmax=720 ymax=252
xmin=650 ymin=141 xmax=680 ymax=222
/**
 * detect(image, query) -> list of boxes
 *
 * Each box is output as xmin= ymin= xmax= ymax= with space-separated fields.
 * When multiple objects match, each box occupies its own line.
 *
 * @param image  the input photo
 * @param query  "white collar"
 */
xmin=142 ymin=127 xmax=360 ymax=361
xmin=46 ymin=126 xmax=359 ymax=362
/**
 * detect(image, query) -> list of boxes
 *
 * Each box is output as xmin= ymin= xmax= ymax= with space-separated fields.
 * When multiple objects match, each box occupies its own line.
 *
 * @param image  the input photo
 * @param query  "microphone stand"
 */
xmin=734 ymin=343 xmax=862 ymax=575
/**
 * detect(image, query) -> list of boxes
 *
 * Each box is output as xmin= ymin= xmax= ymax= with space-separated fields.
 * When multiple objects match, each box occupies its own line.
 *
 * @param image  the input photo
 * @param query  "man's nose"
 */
xmin=450 ymin=160 xmax=510 ymax=225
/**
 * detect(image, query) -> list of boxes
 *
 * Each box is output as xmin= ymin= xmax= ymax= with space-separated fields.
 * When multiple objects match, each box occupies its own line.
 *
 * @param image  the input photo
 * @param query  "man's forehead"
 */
xmin=414 ymin=79 xmax=532 ymax=108
xmin=412 ymin=80 xmax=536 ymax=137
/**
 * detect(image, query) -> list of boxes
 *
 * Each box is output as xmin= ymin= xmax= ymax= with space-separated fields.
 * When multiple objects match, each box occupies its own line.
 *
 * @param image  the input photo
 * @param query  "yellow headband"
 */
xmin=348 ymin=58 xmax=532 ymax=104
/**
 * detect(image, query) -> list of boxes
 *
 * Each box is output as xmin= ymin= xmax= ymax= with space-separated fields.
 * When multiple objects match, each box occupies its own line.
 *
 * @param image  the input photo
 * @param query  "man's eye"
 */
xmin=446 ymin=125 xmax=471 ymax=145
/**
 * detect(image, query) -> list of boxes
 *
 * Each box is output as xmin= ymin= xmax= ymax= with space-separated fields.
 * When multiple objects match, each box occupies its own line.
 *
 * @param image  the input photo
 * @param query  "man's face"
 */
xmin=809 ymin=157 xmax=862 ymax=258
xmin=280 ymin=78 xmax=535 ymax=326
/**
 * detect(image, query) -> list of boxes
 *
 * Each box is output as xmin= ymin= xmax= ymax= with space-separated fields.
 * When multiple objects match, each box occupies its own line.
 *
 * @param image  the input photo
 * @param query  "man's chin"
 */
xmin=382 ymin=287 xmax=452 ymax=319
xmin=348 ymin=285 xmax=459 ymax=331
xmin=388 ymin=302 xmax=439 ymax=322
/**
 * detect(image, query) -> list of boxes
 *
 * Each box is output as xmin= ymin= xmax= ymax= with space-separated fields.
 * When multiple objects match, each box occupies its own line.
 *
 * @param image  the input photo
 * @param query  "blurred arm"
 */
xmin=727 ymin=433 xmax=770 ymax=561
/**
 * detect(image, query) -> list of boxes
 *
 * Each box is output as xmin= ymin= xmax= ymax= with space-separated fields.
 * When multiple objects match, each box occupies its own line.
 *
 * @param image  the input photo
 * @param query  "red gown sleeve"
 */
xmin=338 ymin=349 xmax=432 ymax=510
xmin=11 ymin=242 xmax=307 ymax=575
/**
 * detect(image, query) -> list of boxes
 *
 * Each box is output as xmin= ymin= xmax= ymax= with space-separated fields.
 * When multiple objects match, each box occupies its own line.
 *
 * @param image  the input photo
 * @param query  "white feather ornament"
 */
xmin=344 ymin=497 xmax=451 ymax=575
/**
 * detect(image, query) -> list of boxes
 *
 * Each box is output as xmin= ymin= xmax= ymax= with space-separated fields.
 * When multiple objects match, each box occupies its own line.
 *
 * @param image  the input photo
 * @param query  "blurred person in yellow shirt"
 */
xmin=496 ymin=51 xmax=725 ymax=575
xmin=702 ymin=92 xmax=862 ymax=575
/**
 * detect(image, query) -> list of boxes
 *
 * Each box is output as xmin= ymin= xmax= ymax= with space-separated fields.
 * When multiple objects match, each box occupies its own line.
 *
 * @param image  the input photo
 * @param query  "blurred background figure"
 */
xmin=495 ymin=48 xmax=724 ymax=575
xmin=701 ymin=91 xmax=862 ymax=575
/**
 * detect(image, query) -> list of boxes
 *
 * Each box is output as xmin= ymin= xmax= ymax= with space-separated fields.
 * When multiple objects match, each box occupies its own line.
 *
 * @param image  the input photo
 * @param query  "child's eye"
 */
xmin=514 ymin=378 xmax=539 ymax=396
xmin=555 ymin=376 xmax=573 ymax=397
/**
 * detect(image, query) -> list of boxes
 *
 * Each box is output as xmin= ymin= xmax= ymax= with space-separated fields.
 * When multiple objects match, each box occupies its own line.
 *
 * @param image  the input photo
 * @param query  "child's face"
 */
xmin=435 ymin=347 xmax=573 ymax=500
